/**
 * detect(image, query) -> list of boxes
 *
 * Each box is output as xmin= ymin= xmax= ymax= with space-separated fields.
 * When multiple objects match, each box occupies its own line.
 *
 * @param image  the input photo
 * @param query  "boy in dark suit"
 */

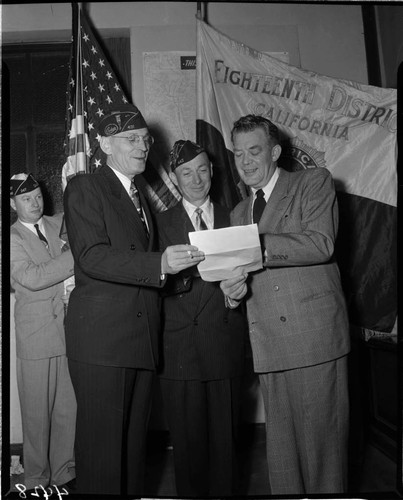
xmin=156 ymin=140 xmax=248 ymax=497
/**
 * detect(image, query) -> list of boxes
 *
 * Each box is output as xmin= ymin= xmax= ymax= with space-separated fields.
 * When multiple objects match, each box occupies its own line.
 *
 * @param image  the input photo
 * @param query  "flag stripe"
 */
xmin=335 ymin=192 xmax=397 ymax=333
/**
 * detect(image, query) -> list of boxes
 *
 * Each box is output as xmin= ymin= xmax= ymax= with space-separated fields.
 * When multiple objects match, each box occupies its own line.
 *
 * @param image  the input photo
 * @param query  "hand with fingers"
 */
xmin=220 ymin=272 xmax=248 ymax=304
xmin=161 ymin=244 xmax=205 ymax=275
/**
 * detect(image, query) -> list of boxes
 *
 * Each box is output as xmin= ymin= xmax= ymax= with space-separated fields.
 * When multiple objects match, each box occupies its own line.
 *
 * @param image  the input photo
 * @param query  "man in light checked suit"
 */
xmin=221 ymin=115 xmax=350 ymax=495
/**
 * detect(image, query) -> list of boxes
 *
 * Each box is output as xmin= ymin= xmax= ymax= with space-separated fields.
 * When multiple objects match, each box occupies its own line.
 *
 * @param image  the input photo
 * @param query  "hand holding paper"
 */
xmin=162 ymin=244 xmax=205 ymax=275
xmin=220 ymin=273 xmax=248 ymax=301
xmin=188 ymin=224 xmax=263 ymax=281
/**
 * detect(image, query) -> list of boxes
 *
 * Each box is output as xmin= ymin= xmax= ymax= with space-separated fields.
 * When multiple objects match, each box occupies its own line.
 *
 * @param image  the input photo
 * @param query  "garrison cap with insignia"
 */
xmin=10 ymin=173 xmax=40 ymax=197
xmin=169 ymin=140 xmax=206 ymax=172
xmin=98 ymin=104 xmax=147 ymax=136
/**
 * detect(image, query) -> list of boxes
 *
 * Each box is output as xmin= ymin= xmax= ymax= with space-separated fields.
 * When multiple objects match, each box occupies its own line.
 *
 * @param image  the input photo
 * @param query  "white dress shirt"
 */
xmin=20 ymin=217 xmax=47 ymax=238
xmin=182 ymin=196 xmax=214 ymax=230
xmin=251 ymin=167 xmax=280 ymax=217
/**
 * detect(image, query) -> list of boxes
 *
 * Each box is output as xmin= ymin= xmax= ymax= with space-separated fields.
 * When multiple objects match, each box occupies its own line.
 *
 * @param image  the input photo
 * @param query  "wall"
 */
xmin=375 ymin=4 xmax=403 ymax=88
xmin=4 ymin=1 xmax=368 ymax=442
xmin=3 ymin=2 xmax=368 ymax=83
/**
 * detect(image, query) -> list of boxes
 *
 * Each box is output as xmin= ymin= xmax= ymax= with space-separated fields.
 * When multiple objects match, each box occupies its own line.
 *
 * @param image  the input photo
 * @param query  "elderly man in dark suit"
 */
xmin=63 ymin=105 xmax=204 ymax=496
xmin=10 ymin=173 xmax=76 ymax=493
xmin=221 ymin=115 xmax=350 ymax=495
xmin=156 ymin=140 xmax=247 ymax=497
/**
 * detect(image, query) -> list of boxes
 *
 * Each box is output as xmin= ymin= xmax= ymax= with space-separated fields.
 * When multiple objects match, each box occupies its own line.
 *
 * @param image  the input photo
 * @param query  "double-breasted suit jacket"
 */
xmin=156 ymin=201 xmax=246 ymax=497
xmin=63 ymin=164 xmax=166 ymax=495
xmin=156 ymin=202 xmax=246 ymax=381
xmin=64 ymin=165 xmax=164 ymax=369
xmin=231 ymin=167 xmax=350 ymax=373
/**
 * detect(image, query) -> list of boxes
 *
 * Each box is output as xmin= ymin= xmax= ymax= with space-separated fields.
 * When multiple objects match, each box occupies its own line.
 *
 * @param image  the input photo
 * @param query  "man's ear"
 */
xmin=169 ymin=171 xmax=178 ymax=187
xmin=209 ymin=162 xmax=213 ymax=178
xmin=272 ymin=144 xmax=282 ymax=162
xmin=99 ymin=136 xmax=111 ymax=155
xmin=10 ymin=198 xmax=16 ymax=211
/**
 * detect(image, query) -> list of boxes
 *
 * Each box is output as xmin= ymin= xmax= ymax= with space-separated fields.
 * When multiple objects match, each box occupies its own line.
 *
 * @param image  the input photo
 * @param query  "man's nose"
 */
xmin=243 ymin=153 xmax=251 ymax=165
xmin=135 ymin=137 xmax=149 ymax=151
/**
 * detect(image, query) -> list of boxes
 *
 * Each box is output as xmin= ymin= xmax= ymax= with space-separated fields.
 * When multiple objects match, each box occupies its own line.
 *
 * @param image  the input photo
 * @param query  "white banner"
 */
xmin=196 ymin=20 xmax=397 ymax=207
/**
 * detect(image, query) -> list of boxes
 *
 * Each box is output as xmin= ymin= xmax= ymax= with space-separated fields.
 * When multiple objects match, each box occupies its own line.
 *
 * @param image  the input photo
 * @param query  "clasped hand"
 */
xmin=161 ymin=244 xmax=205 ymax=275
xmin=220 ymin=273 xmax=248 ymax=301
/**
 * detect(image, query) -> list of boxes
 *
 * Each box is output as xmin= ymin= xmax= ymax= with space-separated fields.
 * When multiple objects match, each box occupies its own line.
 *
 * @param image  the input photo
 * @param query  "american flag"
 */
xmin=62 ymin=2 xmax=180 ymax=212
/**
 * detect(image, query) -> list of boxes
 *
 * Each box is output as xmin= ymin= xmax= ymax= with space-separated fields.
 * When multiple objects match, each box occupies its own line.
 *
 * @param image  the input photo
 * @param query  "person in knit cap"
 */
xmin=63 ymin=105 xmax=204 ymax=495
xmin=155 ymin=140 xmax=248 ymax=497
xmin=10 ymin=173 xmax=76 ymax=493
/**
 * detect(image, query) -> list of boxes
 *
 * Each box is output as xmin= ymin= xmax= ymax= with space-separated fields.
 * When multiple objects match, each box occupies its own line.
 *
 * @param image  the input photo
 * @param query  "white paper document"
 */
xmin=188 ymin=224 xmax=263 ymax=282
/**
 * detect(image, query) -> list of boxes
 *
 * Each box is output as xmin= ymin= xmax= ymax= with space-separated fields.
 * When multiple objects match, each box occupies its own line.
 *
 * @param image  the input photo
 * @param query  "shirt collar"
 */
xmin=252 ymin=167 xmax=280 ymax=201
xmin=182 ymin=196 xmax=211 ymax=215
xmin=108 ymin=165 xmax=132 ymax=194
xmin=182 ymin=196 xmax=213 ymax=229
xmin=20 ymin=217 xmax=45 ymax=235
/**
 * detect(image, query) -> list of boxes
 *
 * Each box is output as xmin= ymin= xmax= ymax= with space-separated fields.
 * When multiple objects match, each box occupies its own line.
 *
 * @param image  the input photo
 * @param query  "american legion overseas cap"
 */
xmin=10 ymin=173 xmax=40 ymax=197
xmin=98 ymin=104 xmax=147 ymax=136
xmin=169 ymin=140 xmax=206 ymax=172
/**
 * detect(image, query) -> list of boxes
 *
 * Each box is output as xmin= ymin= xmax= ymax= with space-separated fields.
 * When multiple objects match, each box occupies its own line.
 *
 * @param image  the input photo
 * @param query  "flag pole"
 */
xmin=196 ymin=2 xmax=202 ymax=20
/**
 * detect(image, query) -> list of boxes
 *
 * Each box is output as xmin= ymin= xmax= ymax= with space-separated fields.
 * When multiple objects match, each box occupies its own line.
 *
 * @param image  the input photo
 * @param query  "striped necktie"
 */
xmin=195 ymin=207 xmax=208 ymax=231
xmin=130 ymin=179 xmax=149 ymax=238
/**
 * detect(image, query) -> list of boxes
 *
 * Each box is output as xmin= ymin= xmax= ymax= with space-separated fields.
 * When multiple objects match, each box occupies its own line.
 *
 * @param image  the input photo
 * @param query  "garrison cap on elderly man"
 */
xmin=62 ymin=104 xmax=205 ymax=495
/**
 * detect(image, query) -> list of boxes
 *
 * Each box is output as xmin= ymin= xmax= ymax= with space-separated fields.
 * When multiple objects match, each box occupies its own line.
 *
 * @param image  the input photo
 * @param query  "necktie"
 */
xmin=253 ymin=189 xmax=266 ymax=224
xmin=130 ymin=179 xmax=149 ymax=238
xmin=195 ymin=207 xmax=208 ymax=231
xmin=34 ymin=223 xmax=49 ymax=249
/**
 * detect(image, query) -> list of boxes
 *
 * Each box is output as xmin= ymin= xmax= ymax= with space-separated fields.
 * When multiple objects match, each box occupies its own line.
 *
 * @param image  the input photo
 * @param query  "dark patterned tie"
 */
xmin=34 ymin=223 xmax=50 ymax=250
xmin=130 ymin=179 xmax=149 ymax=238
xmin=195 ymin=208 xmax=208 ymax=231
xmin=253 ymin=189 xmax=266 ymax=224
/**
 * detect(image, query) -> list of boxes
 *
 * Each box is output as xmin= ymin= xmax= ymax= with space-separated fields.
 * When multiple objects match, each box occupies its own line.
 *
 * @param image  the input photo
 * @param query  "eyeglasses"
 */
xmin=110 ymin=134 xmax=154 ymax=148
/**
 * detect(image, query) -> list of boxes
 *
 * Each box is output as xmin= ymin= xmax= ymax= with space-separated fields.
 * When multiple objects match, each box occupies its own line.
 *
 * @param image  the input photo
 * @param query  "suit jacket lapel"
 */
xmin=197 ymin=202 xmax=229 ymax=314
xmin=43 ymin=217 xmax=60 ymax=258
xmin=100 ymin=165 xmax=149 ymax=249
xmin=136 ymin=174 xmax=156 ymax=250
xmin=170 ymin=202 xmax=210 ymax=314
xmin=240 ymin=198 xmax=254 ymax=226
xmin=171 ymin=203 xmax=194 ymax=244
xmin=15 ymin=220 xmax=51 ymax=259
xmin=259 ymin=168 xmax=293 ymax=232
xmin=212 ymin=203 xmax=229 ymax=230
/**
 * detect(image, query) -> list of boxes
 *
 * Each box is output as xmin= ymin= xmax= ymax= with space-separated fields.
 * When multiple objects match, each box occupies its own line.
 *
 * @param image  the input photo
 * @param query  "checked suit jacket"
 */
xmin=156 ymin=202 xmax=246 ymax=381
xmin=231 ymin=167 xmax=350 ymax=373
xmin=63 ymin=164 xmax=164 ymax=369
xmin=11 ymin=214 xmax=74 ymax=360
